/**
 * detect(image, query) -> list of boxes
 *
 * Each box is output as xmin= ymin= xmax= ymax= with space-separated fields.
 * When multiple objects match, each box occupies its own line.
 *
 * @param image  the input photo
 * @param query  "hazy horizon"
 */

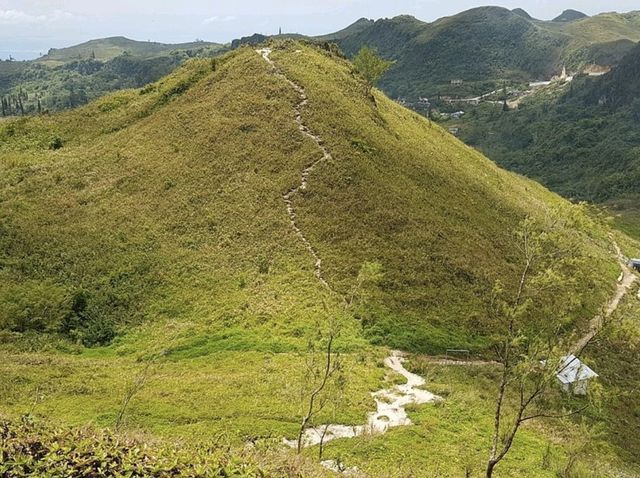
xmin=2 ymin=0 xmax=639 ymax=60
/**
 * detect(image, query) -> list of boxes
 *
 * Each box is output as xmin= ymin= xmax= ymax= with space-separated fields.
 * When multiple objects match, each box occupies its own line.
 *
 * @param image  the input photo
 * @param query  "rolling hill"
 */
xmin=38 ymin=37 xmax=222 ymax=65
xmin=552 ymin=9 xmax=589 ymax=22
xmin=457 ymin=42 xmax=640 ymax=238
xmin=0 ymin=37 xmax=225 ymax=114
xmin=0 ymin=40 xmax=638 ymax=476
xmin=318 ymin=7 xmax=640 ymax=98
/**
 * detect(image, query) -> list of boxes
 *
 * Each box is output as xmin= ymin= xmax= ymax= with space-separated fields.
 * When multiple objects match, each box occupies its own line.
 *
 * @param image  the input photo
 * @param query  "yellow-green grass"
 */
xmin=0 ymin=41 xmax=635 ymax=476
xmin=319 ymin=358 xmax=639 ymax=477
xmin=0 ymin=348 xmax=384 ymax=443
xmin=585 ymin=281 xmax=640 ymax=468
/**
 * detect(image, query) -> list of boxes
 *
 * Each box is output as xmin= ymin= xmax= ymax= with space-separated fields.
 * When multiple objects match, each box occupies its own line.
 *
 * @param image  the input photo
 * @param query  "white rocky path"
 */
xmin=283 ymin=351 xmax=441 ymax=449
xmin=256 ymin=48 xmax=331 ymax=290
xmin=572 ymin=241 xmax=637 ymax=355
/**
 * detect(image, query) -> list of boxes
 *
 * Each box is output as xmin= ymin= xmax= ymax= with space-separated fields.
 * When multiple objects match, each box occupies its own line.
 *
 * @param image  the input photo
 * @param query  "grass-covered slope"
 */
xmin=0 ymin=42 xmax=616 ymax=354
xmin=0 ymin=41 xmax=632 ymax=477
xmin=39 ymin=37 xmax=223 ymax=65
xmin=458 ymin=42 xmax=640 ymax=238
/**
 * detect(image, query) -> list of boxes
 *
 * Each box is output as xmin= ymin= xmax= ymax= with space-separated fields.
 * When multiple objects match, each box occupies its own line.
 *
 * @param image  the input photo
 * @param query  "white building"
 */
xmin=555 ymin=355 xmax=598 ymax=395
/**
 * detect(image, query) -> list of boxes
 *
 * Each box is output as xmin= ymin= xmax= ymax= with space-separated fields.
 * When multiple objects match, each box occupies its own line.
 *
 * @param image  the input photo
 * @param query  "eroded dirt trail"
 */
xmin=283 ymin=351 xmax=441 ymax=449
xmin=257 ymin=48 xmax=331 ymax=290
xmin=573 ymin=241 xmax=637 ymax=354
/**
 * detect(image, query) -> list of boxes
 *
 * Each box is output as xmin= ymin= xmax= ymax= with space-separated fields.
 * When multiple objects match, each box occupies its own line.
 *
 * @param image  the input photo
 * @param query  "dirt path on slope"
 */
xmin=572 ymin=241 xmax=637 ymax=355
xmin=257 ymin=48 xmax=332 ymax=290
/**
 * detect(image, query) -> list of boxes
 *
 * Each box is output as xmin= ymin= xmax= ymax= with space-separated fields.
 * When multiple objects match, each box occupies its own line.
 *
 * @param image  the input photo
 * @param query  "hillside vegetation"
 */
xmin=0 ymin=41 xmax=636 ymax=476
xmin=457 ymin=42 xmax=640 ymax=237
xmin=319 ymin=8 xmax=640 ymax=98
xmin=0 ymin=38 xmax=225 ymax=114
xmin=39 ymin=37 xmax=222 ymax=65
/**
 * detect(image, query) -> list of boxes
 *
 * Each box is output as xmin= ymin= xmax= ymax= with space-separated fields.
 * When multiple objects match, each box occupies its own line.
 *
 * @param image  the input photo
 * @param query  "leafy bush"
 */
xmin=48 ymin=135 xmax=64 ymax=150
xmin=0 ymin=416 xmax=290 ymax=477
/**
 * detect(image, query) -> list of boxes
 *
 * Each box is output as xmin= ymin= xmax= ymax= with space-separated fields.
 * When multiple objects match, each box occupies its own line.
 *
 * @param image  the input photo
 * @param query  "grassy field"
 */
xmin=0 ymin=41 xmax=637 ymax=476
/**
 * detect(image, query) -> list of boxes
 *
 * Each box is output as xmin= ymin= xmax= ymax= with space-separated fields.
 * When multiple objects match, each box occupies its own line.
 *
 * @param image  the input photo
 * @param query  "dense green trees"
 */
xmin=457 ymin=43 xmax=640 ymax=234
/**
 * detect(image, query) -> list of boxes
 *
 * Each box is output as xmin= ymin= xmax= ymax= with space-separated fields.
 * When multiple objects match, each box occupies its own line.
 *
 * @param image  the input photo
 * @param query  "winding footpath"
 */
xmin=257 ymin=48 xmax=332 ymax=290
xmin=283 ymin=351 xmax=441 ymax=449
xmin=572 ymin=241 xmax=637 ymax=355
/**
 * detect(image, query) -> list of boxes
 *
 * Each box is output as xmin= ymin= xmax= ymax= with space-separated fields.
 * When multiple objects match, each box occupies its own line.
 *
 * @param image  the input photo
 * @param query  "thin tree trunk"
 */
xmin=297 ymin=334 xmax=335 ymax=453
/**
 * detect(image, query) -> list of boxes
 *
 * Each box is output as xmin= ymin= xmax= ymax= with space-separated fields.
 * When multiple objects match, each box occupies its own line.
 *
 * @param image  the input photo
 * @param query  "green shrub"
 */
xmin=0 ymin=281 xmax=69 ymax=333
xmin=48 ymin=135 xmax=63 ymax=150
xmin=78 ymin=316 xmax=117 ymax=347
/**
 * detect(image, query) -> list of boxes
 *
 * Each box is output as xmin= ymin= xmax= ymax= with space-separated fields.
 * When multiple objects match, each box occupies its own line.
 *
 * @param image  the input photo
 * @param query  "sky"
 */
xmin=1 ymin=0 xmax=638 ymax=60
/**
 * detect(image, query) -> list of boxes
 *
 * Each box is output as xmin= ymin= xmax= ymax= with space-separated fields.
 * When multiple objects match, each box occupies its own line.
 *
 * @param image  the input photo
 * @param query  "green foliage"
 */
xmin=352 ymin=46 xmax=393 ymax=87
xmin=48 ymin=135 xmax=63 ymax=150
xmin=0 ymin=39 xmax=226 ymax=115
xmin=0 ymin=281 xmax=69 ymax=333
xmin=0 ymin=415 xmax=321 ymax=477
xmin=586 ymin=287 xmax=640 ymax=465
xmin=327 ymin=9 xmax=640 ymax=99
xmin=458 ymin=43 xmax=640 ymax=236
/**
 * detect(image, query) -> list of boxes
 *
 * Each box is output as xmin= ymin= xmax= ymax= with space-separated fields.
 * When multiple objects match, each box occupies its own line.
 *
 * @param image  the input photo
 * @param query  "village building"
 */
xmin=450 ymin=79 xmax=464 ymax=86
xmin=555 ymin=355 xmax=598 ymax=395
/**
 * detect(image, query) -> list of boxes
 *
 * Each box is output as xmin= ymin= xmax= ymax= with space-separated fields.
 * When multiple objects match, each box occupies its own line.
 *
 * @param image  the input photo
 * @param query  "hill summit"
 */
xmin=553 ymin=9 xmax=589 ymax=22
xmin=0 ymin=41 xmax=615 ymax=353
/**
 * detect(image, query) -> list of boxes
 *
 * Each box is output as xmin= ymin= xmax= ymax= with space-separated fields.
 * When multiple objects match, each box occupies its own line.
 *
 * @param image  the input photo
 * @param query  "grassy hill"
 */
xmin=38 ymin=37 xmax=223 ymax=65
xmin=552 ymin=9 xmax=588 ymax=22
xmin=319 ymin=8 xmax=640 ymax=98
xmin=457 ymin=42 xmax=640 ymax=238
xmin=0 ymin=38 xmax=225 ymax=114
xmin=0 ymin=41 xmax=637 ymax=476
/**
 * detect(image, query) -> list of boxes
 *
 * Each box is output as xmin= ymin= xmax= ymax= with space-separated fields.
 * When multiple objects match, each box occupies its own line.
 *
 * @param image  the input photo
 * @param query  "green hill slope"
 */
xmin=0 ymin=41 xmax=617 ymax=353
xmin=0 ymin=38 xmax=225 ymax=114
xmin=321 ymin=8 xmax=640 ymax=98
xmin=39 ymin=37 xmax=223 ymax=65
xmin=552 ymin=9 xmax=588 ymax=23
xmin=458 ymin=42 xmax=640 ymax=237
xmin=0 ymin=41 xmax=634 ymax=476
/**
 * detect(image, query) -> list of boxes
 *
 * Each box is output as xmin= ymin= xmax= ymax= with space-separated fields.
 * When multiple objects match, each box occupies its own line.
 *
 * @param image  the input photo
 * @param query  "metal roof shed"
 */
xmin=556 ymin=355 xmax=598 ymax=395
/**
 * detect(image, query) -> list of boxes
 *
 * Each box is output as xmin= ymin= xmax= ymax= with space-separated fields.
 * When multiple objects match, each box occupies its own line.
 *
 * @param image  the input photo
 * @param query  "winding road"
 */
xmin=572 ymin=241 xmax=637 ymax=355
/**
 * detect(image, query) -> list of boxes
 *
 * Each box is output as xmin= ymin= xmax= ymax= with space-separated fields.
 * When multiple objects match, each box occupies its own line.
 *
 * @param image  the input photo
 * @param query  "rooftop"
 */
xmin=556 ymin=355 xmax=598 ymax=384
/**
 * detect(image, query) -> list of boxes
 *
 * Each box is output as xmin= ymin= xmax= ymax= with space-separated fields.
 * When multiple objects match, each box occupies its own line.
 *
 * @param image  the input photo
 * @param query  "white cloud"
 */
xmin=0 ymin=8 xmax=75 ymax=25
xmin=202 ymin=15 xmax=237 ymax=25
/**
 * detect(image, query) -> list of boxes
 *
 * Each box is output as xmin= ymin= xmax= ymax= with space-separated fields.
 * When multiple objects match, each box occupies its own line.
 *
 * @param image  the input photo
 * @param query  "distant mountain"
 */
xmin=457 ymin=42 xmax=640 ymax=237
xmin=315 ymin=17 xmax=375 ymax=41
xmin=0 ymin=37 xmax=226 ymax=114
xmin=585 ymin=40 xmax=640 ymax=107
xmin=511 ymin=8 xmax=534 ymax=20
xmin=553 ymin=9 xmax=589 ymax=22
xmin=39 ymin=37 xmax=222 ymax=64
xmin=319 ymin=8 xmax=640 ymax=98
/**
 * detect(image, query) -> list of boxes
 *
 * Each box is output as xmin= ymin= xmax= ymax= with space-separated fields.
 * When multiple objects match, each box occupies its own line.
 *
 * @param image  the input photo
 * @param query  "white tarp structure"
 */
xmin=556 ymin=355 xmax=598 ymax=395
